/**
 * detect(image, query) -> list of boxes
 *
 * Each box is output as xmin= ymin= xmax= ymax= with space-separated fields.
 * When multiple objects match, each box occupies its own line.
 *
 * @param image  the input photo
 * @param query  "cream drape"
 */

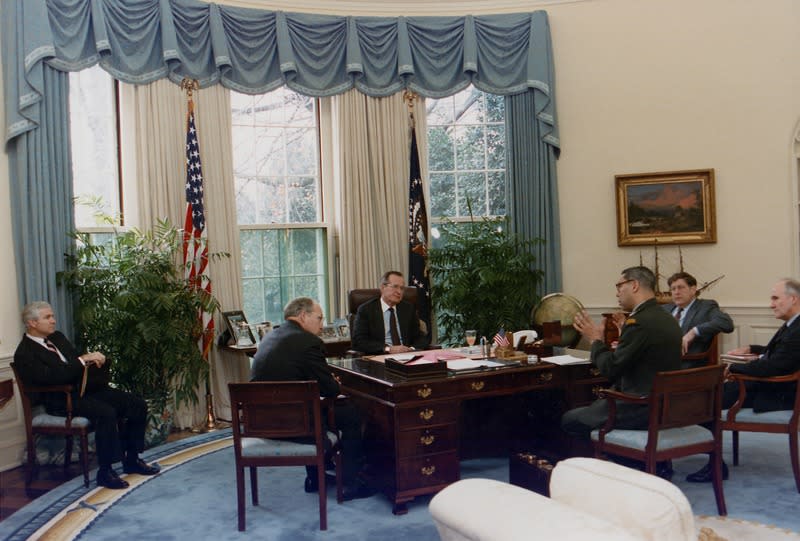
xmin=125 ymin=79 xmax=248 ymax=428
xmin=332 ymin=90 xmax=425 ymax=303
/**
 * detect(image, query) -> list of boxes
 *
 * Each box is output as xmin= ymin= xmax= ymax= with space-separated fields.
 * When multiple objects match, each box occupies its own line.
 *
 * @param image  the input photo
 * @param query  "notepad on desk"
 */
xmin=446 ymin=358 xmax=512 ymax=371
xmin=541 ymin=354 xmax=590 ymax=366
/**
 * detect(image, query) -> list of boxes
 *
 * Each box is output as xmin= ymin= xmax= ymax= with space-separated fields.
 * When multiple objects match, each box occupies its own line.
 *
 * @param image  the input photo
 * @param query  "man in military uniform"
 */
xmin=562 ymin=266 xmax=683 ymax=454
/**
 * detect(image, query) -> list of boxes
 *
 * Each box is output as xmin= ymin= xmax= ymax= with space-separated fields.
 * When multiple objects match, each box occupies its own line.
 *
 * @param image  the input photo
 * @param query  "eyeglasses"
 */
xmin=615 ymin=279 xmax=634 ymax=291
xmin=383 ymin=283 xmax=405 ymax=291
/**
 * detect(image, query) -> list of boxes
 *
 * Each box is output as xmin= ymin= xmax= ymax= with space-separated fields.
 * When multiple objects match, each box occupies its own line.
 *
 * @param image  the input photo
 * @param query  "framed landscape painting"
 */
xmin=615 ymin=169 xmax=716 ymax=246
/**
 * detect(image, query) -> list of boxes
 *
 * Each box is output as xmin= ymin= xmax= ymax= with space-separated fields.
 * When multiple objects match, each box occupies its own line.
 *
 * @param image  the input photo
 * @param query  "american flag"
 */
xmin=183 ymin=102 xmax=214 ymax=360
xmin=493 ymin=329 xmax=510 ymax=347
xmin=408 ymin=128 xmax=431 ymax=330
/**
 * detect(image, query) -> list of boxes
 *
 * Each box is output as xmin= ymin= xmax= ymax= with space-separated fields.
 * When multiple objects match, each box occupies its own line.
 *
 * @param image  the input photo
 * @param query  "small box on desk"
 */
xmin=509 ymin=451 xmax=556 ymax=497
xmin=384 ymin=358 xmax=448 ymax=380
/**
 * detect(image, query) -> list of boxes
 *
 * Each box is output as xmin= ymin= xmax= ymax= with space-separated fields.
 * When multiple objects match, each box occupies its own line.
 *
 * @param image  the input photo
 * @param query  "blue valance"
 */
xmin=2 ymin=0 xmax=558 ymax=145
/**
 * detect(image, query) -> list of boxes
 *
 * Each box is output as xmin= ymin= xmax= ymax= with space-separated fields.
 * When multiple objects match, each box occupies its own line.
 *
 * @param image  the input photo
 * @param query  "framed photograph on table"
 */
xmin=320 ymin=325 xmax=338 ymax=342
xmin=615 ymin=169 xmax=716 ymax=246
xmin=222 ymin=310 xmax=256 ymax=346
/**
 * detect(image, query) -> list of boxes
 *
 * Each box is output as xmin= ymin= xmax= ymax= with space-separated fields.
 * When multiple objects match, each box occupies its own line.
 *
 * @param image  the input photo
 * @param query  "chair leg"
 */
xmin=80 ymin=434 xmax=90 ymax=488
xmin=318 ymin=462 xmax=327 ymax=531
xmin=236 ymin=466 xmax=246 ymax=532
xmin=249 ymin=466 xmax=259 ymax=506
xmin=710 ymin=451 xmax=727 ymax=516
xmin=732 ymin=431 xmax=739 ymax=465
xmin=789 ymin=431 xmax=800 ymax=493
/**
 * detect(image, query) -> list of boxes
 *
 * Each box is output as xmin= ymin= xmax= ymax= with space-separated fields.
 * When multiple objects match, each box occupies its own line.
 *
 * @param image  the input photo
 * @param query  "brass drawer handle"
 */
xmin=420 ymin=434 xmax=435 ymax=446
xmin=417 ymin=385 xmax=432 ymax=398
xmin=539 ymin=372 xmax=553 ymax=382
xmin=421 ymin=465 xmax=436 ymax=476
xmin=419 ymin=408 xmax=435 ymax=421
xmin=589 ymin=367 xmax=601 ymax=377
xmin=470 ymin=381 xmax=485 ymax=391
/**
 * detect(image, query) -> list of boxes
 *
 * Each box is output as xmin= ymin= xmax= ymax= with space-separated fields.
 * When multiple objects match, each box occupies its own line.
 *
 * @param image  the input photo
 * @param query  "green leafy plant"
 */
xmin=58 ymin=219 xmax=223 ymax=412
xmin=428 ymin=217 xmax=544 ymax=346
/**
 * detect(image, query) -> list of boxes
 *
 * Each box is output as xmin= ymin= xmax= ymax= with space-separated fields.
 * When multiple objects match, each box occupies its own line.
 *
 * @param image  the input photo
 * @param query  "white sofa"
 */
xmin=429 ymin=457 xmax=698 ymax=541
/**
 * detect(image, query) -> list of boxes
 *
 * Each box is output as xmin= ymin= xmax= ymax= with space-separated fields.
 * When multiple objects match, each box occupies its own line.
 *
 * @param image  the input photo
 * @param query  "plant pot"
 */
xmin=144 ymin=396 xmax=175 ymax=449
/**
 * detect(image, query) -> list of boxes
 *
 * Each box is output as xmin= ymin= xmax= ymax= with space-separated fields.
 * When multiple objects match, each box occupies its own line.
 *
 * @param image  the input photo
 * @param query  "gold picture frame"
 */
xmin=615 ymin=169 xmax=716 ymax=246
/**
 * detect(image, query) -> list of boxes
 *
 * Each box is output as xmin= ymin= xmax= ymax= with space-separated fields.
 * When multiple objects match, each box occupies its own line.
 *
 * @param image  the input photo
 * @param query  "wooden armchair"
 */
xmin=228 ymin=381 xmax=343 ymax=531
xmin=721 ymin=370 xmax=800 ymax=492
xmin=681 ymin=333 xmax=720 ymax=368
xmin=10 ymin=363 xmax=93 ymax=490
xmin=592 ymin=365 xmax=726 ymax=515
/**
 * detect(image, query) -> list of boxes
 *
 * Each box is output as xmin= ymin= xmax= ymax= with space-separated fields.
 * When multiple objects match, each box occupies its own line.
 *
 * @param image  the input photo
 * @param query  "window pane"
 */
xmin=427 ymin=87 xmax=505 ymax=220
xmin=69 ymin=66 xmax=120 ymax=227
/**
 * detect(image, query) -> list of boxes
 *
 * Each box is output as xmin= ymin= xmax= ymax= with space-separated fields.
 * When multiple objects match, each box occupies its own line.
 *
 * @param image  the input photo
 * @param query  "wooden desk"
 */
xmin=328 ymin=357 xmax=566 ymax=514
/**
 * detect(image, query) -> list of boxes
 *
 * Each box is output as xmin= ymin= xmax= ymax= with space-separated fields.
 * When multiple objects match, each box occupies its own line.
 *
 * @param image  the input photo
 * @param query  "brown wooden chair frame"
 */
xmin=681 ymin=333 xmax=720 ymax=367
xmin=10 ymin=363 xmax=92 ymax=490
xmin=592 ymin=365 xmax=727 ymax=515
xmin=228 ymin=381 xmax=342 ymax=531
xmin=721 ymin=370 xmax=800 ymax=492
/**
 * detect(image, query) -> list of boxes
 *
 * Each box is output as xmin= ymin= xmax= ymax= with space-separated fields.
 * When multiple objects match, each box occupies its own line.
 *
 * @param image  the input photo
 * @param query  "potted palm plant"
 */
xmin=428 ymin=216 xmax=544 ymax=346
xmin=58 ymin=219 xmax=222 ymax=446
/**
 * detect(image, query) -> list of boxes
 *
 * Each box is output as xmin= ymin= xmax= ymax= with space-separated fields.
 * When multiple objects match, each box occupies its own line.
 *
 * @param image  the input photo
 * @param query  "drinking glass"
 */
xmin=465 ymin=330 xmax=477 ymax=347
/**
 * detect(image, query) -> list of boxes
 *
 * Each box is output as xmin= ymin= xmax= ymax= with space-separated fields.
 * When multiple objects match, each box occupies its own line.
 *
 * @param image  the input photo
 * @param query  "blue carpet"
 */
xmin=2 ymin=430 xmax=799 ymax=540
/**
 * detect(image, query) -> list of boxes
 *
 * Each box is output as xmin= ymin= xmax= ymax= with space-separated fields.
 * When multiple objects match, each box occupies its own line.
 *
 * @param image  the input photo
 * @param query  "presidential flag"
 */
xmin=408 ymin=129 xmax=432 ymax=330
xmin=183 ymin=100 xmax=214 ymax=360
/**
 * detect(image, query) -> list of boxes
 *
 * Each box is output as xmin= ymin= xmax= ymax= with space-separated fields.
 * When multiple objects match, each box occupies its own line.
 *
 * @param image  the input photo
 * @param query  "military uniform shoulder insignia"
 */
xmin=625 ymin=318 xmax=637 ymax=325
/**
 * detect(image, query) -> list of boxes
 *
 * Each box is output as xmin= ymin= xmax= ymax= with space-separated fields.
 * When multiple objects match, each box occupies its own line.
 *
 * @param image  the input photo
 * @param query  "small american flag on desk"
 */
xmin=493 ymin=329 xmax=510 ymax=347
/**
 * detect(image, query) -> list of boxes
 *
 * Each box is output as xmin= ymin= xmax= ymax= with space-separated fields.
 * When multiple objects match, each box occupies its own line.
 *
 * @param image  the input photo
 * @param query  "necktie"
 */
xmin=388 ymin=307 xmax=401 ymax=346
xmin=674 ymin=307 xmax=683 ymax=322
xmin=44 ymin=339 xmax=66 ymax=363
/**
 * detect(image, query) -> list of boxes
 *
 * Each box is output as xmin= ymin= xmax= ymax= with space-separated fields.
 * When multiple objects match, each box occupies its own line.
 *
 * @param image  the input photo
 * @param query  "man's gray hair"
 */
xmin=621 ymin=266 xmax=656 ymax=292
xmin=782 ymin=278 xmax=800 ymax=298
xmin=283 ymin=297 xmax=317 ymax=320
xmin=21 ymin=301 xmax=52 ymax=326
xmin=380 ymin=270 xmax=403 ymax=286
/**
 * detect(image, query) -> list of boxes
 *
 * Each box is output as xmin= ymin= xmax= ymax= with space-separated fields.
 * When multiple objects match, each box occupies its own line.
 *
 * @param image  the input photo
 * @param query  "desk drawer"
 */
xmin=392 ymin=380 xmax=461 ymax=403
xmin=458 ymin=368 xmax=561 ymax=395
xmin=397 ymin=452 xmax=459 ymax=491
xmin=397 ymin=424 xmax=458 ymax=457
xmin=397 ymin=401 xmax=460 ymax=429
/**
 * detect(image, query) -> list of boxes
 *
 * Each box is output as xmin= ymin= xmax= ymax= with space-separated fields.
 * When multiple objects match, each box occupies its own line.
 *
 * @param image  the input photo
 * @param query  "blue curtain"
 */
xmin=504 ymin=12 xmax=561 ymax=296
xmin=5 ymin=63 xmax=74 ymax=336
xmin=1 ymin=0 xmax=559 ymax=329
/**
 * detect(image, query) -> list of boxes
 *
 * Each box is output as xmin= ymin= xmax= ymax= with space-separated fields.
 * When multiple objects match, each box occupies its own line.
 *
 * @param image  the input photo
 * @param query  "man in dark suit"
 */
xmin=664 ymin=271 xmax=734 ymax=361
xmin=351 ymin=271 xmax=429 ymax=355
xmin=13 ymin=301 xmax=159 ymax=489
xmin=687 ymin=278 xmax=800 ymax=482
xmin=564 ymin=267 xmax=682 ymax=477
xmin=250 ymin=297 xmax=374 ymax=501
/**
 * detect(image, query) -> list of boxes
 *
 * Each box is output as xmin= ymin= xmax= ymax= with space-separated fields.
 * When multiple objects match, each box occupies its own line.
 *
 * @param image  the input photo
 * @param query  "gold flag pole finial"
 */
xmin=403 ymin=90 xmax=418 ymax=129
xmin=181 ymin=78 xmax=200 ymax=110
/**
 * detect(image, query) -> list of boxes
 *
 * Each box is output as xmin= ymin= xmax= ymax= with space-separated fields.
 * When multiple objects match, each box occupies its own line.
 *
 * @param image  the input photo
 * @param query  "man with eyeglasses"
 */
xmin=351 ymin=270 xmax=430 ymax=355
xmin=562 ymin=266 xmax=682 ymax=477
xmin=251 ymin=297 xmax=375 ymax=501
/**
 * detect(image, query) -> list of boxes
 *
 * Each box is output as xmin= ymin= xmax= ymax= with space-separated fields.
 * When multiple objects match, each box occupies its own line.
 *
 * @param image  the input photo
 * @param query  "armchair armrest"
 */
xmin=725 ymin=371 xmax=800 ymax=419
xmin=595 ymin=388 xmax=648 ymax=437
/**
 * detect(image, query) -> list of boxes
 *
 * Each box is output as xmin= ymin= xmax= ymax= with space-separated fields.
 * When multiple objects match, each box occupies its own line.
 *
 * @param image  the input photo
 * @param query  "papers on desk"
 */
xmin=541 ymin=354 xmax=590 ymax=366
xmin=446 ymin=358 xmax=509 ymax=371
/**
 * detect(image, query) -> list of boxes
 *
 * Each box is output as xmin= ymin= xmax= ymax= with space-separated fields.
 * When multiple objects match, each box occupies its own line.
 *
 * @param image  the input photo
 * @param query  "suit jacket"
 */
xmin=663 ymin=298 xmax=734 ymax=354
xmin=591 ymin=298 xmax=683 ymax=396
xmin=350 ymin=297 xmax=429 ymax=354
xmin=250 ymin=320 xmax=340 ymax=397
xmin=728 ymin=318 xmax=800 ymax=412
xmin=14 ymin=331 xmax=88 ymax=414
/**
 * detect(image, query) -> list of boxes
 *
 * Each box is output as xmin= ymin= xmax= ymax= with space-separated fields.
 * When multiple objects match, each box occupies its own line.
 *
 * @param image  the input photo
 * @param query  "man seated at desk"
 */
xmin=664 ymin=271 xmax=734 ymax=362
xmin=351 ymin=271 xmax=430 ymax=355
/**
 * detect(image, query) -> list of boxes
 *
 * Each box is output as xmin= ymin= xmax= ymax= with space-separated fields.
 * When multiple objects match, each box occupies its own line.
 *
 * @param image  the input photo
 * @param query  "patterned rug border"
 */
xmin=1 ymin=429 xmax=233 ymax=541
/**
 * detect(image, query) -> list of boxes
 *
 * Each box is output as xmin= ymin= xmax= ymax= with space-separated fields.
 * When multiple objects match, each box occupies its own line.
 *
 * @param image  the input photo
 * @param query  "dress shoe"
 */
xmin=340 ymin=480 xmax=377 ymax=501
xmin=97 ymin=468 xmax=129 ymax=489
xmin=123 ymin=458 xmax=161 ymax=476
xmin=686 ymin=461 xmax=729 ymax=483
xmin=304 ymin=473 xmax=337 ymax=493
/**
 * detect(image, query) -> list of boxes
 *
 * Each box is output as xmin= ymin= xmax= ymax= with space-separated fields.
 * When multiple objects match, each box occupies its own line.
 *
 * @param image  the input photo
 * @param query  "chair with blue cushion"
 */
xmin=11 ymin=362 xmax=93 ymax=491
xmin=228 ymin=381 xmax=342 ymax=531
xmin=721 ymin=370 xmax=800 ymax=492
xmin=591 ymin=364 xmax=727 ymax=515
